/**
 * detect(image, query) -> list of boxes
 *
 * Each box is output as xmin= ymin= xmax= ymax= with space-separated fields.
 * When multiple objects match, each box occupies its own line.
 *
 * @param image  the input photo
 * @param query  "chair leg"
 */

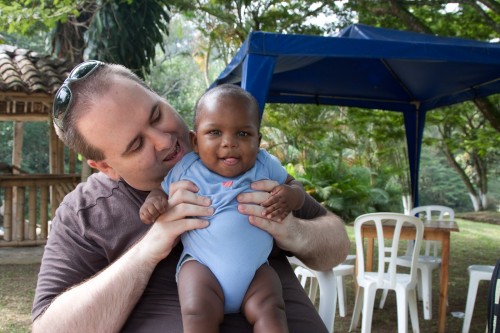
xmin=420 ymin=266 xmax=433 ymax=320
xmin=408 ymin=288 xmax=420 ymax=333
xmin=417 ymin=268 xmax=423 ymax=301
xmin=337 ymin=275 xmax=347 ymax=317
xmin=395 ymin=286 xmax=409 ymax=333
xmin=379 ymin=288 xmax=389 ymax=309
xmin=361 ymin=285 xmax=377 ymax=333
xmin=310 ymin=278 xmax=319 ymax=302
xmin=349 ymin=287 xmax=364 ymax=332
xmin=462 ymin=273 xmax=480 ymax=333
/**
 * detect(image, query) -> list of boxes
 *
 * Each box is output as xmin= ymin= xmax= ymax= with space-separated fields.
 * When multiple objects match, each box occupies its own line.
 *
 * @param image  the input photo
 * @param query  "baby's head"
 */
xmin=192 ymin=84 xmax=262 ymax=178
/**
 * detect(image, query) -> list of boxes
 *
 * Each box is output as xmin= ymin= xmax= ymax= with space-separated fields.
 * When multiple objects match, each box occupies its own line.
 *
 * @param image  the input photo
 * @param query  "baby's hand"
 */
xmin=140 ymin=190 xmax=169 ymax=224
xmin=260 ymin=184 xmax=294 ymax=222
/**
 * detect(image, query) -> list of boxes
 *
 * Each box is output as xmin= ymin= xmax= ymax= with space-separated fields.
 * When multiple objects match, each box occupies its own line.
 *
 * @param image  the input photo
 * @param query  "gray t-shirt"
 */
xmin=32 ymin=172 xmax=329 ymax=332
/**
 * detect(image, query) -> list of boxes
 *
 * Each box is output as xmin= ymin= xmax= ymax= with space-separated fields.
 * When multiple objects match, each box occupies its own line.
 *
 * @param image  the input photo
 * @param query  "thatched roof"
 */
xmin=0 ymin=45 xmax=74 ymax=121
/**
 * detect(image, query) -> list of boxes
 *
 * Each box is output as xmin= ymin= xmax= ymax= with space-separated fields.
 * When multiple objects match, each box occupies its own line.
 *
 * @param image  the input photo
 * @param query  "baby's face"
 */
xmin=192 ymin=96 xmax=261 ymax=178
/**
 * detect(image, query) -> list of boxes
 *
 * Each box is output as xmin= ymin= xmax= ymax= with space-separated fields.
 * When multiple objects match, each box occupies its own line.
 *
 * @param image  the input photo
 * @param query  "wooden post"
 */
xmin=12 ymin=121 xmax=24 ymax=239
xmin=28 ymin=186 xmax=37 ymax=240
xmin=15 ymin=186 xmax=25 ymax=241
xmin=40 ymin=186 xmax=49 ymax=239
xmin=3 ymin=187 xmax=13 ymax=241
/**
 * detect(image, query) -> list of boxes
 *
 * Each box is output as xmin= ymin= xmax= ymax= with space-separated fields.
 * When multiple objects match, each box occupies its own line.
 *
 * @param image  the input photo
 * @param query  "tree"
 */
xmin=425 ymin=103 xmax=500 ymax=211
xmin=1 ymin=0 xmax=174 ymax=77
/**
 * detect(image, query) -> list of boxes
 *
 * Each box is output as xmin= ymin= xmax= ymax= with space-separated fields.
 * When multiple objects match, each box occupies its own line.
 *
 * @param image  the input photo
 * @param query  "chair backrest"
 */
xmin=354 ymin=212 xmax=424 ymax=290
xmin=410 ymin=205 xmax=454 ymax=256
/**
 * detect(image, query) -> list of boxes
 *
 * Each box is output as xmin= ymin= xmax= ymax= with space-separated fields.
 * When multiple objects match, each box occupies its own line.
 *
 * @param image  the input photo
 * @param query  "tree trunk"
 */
xmin=468 ymin=192 xmax=481 ymax=212
xmin=401 ymin=194 xmax=412 ymax=214
xmin=474 ymin=97 xmax=500 ymax=133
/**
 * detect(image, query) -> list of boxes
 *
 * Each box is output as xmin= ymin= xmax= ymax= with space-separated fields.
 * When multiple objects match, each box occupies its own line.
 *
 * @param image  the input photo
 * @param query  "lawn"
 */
xmin=0 ymin=217 xmax=498 ymax=333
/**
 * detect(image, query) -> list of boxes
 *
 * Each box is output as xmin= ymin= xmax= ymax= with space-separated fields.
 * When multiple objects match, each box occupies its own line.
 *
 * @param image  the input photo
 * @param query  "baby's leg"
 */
xmin=178 ymin=260 xmax=224 ymax=333
xmin=242 ymin=264 xmax=288 ymax=333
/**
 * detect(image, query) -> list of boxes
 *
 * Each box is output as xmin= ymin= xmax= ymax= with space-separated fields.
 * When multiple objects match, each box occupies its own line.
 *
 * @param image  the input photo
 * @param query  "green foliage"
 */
xmin=294 ymin=158 xmax=398 ymax=221
xmin=0 ymin=0 xmax=80 ymax=35
xmin=419 ymin=146 xmax=473 ymax=211
xmin=0 ymin=123 xmax=13 ymax=165
xmin=145 ymin=15 xmax=209 ymax=128
xmin=0 ymin=122 xmax=50 ymax=173
xmin=21 ymin=122 xmax=50 ymax=173
xmin=85 ymin=0 xmax=171 ymax=77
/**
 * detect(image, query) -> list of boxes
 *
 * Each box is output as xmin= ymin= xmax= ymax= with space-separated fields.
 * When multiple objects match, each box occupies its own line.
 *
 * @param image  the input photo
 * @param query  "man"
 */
xmin=32 ymin=61 xmax=350 ymax=332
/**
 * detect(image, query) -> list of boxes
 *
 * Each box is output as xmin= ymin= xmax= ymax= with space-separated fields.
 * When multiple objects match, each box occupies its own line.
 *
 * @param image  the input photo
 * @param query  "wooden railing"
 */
xmin=0 ymin=174 xmax=80 ymax=247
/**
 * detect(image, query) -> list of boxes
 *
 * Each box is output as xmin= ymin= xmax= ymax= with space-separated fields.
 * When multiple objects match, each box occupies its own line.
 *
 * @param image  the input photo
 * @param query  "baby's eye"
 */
xmin=238 ymin=131 xmax=249 ymax=137
xmin=209 ymin=130 xmax=221 ymax=136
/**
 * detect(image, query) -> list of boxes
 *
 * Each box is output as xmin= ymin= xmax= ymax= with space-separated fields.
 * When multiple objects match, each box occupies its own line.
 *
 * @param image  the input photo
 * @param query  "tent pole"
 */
xmin=241 ymin=54 xmax=276 ymax=117
xmin=404 ymin=105 xmax=426 ymax=209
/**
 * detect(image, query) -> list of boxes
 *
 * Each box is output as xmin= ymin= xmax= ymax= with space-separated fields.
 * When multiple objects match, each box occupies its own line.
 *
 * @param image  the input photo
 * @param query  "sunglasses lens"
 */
xmin=69 ymin=61 xmax=101 ymax=80
xmin=53 ymin=86 xmax=72 ymax=129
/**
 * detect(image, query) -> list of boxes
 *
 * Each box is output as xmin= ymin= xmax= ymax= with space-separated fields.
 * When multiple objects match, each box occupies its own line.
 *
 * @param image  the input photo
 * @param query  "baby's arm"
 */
xmin=139 ymin=188 xmax=169 ymax=224
xmin=260 ymin=175 xmax=306 ymax=221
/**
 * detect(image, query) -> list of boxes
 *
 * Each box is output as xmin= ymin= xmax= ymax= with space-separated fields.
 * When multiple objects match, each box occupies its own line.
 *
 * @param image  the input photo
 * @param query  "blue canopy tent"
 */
xmin=210 ymin=24 xmax=500 ymax=207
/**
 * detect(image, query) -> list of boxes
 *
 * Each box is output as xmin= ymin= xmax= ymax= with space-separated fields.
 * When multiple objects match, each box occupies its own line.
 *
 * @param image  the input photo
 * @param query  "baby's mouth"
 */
xmin=222 ymin=157 xmax=239 ymax=166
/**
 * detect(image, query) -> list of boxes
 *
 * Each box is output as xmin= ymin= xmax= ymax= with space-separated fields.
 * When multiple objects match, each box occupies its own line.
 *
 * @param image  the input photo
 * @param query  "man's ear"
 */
xmin=190 ymin=131 xmax=199 ymax=153
xmin=87 ymin=160 xmax=120 ymax=180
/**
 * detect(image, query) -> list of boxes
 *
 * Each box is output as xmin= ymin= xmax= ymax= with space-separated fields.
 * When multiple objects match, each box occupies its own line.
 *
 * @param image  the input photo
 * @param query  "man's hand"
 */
xmin=237 ymin=180 xmax=302 ymax=253
xmin=237 ymin=179 xmax=350 ymax=271
xmin=140 ymin=180 xmax=213 ymax=264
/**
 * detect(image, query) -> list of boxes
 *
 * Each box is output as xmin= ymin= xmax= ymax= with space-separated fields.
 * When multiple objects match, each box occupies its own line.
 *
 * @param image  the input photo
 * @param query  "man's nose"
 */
xmin=151 ymin=130 xmax=173 ymax=150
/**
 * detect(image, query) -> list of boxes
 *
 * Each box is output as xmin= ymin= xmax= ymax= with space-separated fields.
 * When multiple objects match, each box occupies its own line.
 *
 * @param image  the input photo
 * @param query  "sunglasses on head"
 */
xmin=52 ymin=60 xmax=104 ymax=131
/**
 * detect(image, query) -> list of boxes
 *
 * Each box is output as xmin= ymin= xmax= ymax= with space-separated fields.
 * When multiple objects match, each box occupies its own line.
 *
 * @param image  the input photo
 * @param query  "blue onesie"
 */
xmin=161 ymin=149 xmax=288 ymax=313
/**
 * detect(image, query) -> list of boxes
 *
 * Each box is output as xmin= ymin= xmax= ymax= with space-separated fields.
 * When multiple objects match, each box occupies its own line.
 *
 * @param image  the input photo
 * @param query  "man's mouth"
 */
xmin=163 ymin=142 xmax=181 ymax=161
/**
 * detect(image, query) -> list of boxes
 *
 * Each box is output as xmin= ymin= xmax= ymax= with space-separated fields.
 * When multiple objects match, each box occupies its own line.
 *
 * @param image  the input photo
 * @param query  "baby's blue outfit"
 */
xmin=161 ymin=149 xmax=287 ymax=313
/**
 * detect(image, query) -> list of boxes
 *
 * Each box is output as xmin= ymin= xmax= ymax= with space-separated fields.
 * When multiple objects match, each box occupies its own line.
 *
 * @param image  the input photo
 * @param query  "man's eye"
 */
xmin=209 ymin=130 xmax=221 ymax=135
xmin=130 ymin=138 xmax=143 ymax=152
xmin=152 ymin=108 xmax=161 ymax=123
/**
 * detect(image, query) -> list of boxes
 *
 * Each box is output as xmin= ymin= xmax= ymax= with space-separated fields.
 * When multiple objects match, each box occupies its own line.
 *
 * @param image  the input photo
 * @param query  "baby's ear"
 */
xmin=258 ymin=132 xmax=262 ymax=145
xmin=190 ymin=131 xmax=199 ymax=153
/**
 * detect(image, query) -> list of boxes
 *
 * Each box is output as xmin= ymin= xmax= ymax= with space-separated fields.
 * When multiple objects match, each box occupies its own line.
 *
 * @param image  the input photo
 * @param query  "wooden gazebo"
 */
xmin=0 ymin=44 xmax=80 ymax=247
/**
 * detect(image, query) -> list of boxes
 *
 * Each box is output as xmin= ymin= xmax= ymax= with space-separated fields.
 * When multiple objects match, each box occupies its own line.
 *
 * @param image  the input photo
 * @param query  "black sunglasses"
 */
xmin=52 ymin=60 xmax=104 ymax=131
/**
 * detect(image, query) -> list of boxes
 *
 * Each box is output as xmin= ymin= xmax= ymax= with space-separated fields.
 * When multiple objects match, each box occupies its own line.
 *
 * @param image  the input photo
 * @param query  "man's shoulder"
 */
xmin=61 ymin=172 xmax=122 ymax=211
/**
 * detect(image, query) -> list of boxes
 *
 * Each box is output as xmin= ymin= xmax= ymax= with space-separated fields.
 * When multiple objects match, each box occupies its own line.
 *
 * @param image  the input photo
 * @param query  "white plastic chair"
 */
xmin=380 ymin=205 xmax=454 ymax=320
xmin=293 ymin=256 xmax=355 ymax=317
xmin=462 ymin=264 xmax=494 ymax=333
xmin=349 ymin=213 xmax=423 ymax=333
xmin=288 ymin=256 xmax=337 ymax=333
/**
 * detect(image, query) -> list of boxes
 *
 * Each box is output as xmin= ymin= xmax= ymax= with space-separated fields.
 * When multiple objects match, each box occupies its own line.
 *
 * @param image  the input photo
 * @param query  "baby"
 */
xmin=140 ymin=84 xmax=305 ymax=333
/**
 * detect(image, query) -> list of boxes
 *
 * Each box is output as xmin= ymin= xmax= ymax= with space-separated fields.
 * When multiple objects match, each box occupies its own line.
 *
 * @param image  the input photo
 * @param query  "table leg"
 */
xmin=438 ymin=233 xmax=450 ymax=333
xmin=366 ymin=238 xmax=374 ymax=272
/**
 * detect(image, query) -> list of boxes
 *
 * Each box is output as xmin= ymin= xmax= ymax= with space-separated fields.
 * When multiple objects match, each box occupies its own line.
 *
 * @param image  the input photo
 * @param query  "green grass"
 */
xmin=0 ymin=264 xmax=38 ymax=333
xmin=0 ymin=218 xmax=498 ymax=332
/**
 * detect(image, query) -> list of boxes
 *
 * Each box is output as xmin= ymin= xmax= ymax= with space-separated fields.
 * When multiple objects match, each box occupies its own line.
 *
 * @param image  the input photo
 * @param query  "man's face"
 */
xmin=192 ymin=95 xmax=261 ymax=178
xmin=78 ymin=76 xmax=191 ymax=191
